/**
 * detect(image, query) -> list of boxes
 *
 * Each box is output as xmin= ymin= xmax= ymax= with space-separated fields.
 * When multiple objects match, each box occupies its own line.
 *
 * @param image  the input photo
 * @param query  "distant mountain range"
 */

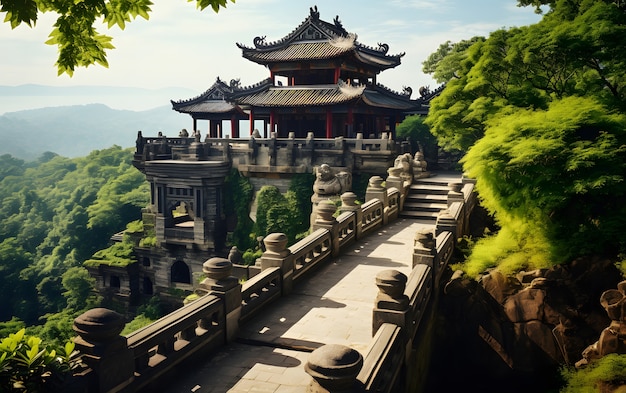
xmin=0 ymin=103 xmax=190 ymax=160
xmin=0 ymin=84 xmax=200 ymax=160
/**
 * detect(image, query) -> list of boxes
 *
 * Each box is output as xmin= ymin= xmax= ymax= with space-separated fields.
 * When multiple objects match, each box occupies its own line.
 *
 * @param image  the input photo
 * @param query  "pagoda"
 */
xmin=171 ymin=6 xmax=430 ymax=140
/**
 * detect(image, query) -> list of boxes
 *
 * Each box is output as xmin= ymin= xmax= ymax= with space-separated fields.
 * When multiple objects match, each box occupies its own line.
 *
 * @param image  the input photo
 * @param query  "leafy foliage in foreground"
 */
xmin=0 ymin=328 xmax=75 ymax=392
xmin=462 ymin=97 xmax=626 ymax=276
xmin=0 ymin=0 xmax=235 ymax=75
xmin=424 ymin=0 xmax=626 ymax=276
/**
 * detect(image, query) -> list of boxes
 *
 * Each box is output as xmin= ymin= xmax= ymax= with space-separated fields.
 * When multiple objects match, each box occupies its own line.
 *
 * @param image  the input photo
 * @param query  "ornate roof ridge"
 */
xmin=355 ymin=41 xmax=405 ymax=59
xmin=236 ymin=6 xmax=349 ymax=51
xmin=371 ymin=82 xmax=413 ymax=99
xmin=230 ymin=78 xmax=273 ymax=97
xmin=171 ymin=77 xmax=232 ymax=106
xmin=417 ymin=83 xmax=446 ymax=101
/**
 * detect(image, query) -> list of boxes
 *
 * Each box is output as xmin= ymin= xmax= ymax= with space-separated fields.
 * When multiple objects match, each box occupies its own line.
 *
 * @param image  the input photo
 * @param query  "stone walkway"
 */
xmin=163 ymin=172 xmax=463 ymax=393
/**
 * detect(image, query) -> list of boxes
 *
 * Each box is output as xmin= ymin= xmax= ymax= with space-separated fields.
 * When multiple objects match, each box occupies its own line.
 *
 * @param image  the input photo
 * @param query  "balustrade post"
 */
xmin=413 ymin=229 xmax=435 ymax=269
xmin=436 ymin=206 xmax=460 ymax=239
xmin=72 ymin=308 xmax=134 ymax=393
xmin=447 ymin=182 xmax=464 ymax=206
xmin=260 ymin=233 xmax=295 ymax=295
xmin=199 ymin=257 xmax=242 ymax=342
xmin=269 ymin=132 xmax=277 ymax=166
xmin=372 ymin=270 xmax=409 ymax=336
xmin=313 ymin=200 xmax=341 ymax=257
xmin=340 ymin=192 xmax=362 ymax=240
xmin=248 ymin=135 xmax=258 ymax=165
xmin=305 ymin=344 xmax=363 ymax=393
xmin=386 ymin=167 xmax=404 ymax=211
xmin=365 ymin=176 xmax=389 ymax=224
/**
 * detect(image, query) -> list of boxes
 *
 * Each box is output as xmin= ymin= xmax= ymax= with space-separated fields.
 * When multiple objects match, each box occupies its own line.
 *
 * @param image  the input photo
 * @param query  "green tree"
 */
xmin=61 ymin=266 xmax=100 ymax=311
xmin=0 ymin=0 xmax=235 ymax=75
xmin=396 ymin=114 xmax=439 ymax=165
xmin=425 ymin=0 xmax=626 ymax=275
xmin=223 ymin=169 xmax=255 ymax=250
xmin=422 ymin=37 xmax=485 ymax=84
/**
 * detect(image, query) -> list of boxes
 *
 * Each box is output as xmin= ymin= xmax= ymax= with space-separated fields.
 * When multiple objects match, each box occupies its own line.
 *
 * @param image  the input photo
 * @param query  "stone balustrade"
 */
xmin=68 ymin=169 xmax=476 ymax=393
xmin=134 ymin=133 xmax=399 ymax=175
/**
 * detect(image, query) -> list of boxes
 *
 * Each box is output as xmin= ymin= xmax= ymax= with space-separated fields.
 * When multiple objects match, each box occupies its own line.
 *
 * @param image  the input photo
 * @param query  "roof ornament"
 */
xmin=253 ymin=36 xmax=267 ymax=48
xmin=230 ymin=79 xmax=241 ymax=89
xmin=419 ymin=86 xmax=431 ymax=97
xmin=333 ymin=15 xmax=344 ymax=30
xmin=402 ymin=86 xmax=413 ymax=97
xmin=310 ymin=5 xmax=319 ymax=20
xmin=377 ymin=43 xmax=389 ymax=54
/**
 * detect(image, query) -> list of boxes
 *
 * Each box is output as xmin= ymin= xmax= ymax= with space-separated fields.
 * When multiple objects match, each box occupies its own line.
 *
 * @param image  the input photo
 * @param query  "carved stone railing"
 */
xmin=360 ymin=199 xmax=384 ymax=237
xmin=240 ymin=267 xmax=282 ymax=323
xmin=133 ymin=133 xmax=399 ymax=175
xmin=289 ymin=228 xmax=332 ymax=282
xmin=69 ymin=169 xmax=477 ymax=393
xmin=125 ymin=294 xmax=225 ymax=390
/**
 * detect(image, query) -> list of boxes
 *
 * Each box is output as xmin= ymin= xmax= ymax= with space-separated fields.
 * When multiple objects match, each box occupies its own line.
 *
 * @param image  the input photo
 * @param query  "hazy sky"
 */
xmin=0 ymin=0 xmax=542 ymax=102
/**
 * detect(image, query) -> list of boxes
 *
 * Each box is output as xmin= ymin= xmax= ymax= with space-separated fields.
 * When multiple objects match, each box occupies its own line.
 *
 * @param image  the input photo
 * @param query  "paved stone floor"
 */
xmin=162 ymin=172 xmax=463 ymax=392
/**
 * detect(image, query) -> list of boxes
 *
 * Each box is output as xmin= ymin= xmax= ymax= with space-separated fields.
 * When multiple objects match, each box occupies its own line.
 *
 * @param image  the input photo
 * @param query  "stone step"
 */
xmin=408 ymin=183 xmax=450 ymax=195
xmin=405 ymin=193 xmax=448 ymax=204
xmin=403 ymin=201 xmax=448 ymax=213
xmin=399 ymin=210 xmax=440 ymax=220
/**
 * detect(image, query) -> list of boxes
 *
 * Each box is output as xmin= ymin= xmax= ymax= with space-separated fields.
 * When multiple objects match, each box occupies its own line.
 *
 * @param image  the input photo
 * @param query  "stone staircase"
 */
xmin=400 ymin=172 xmax=462 ymax=221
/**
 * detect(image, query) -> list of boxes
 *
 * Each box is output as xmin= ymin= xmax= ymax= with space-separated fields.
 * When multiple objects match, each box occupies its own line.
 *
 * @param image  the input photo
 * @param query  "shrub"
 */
xmin=561 ymin=354 xmax=626 ymax=393
xmin=0 ymin=329 xmax=75 ymax=392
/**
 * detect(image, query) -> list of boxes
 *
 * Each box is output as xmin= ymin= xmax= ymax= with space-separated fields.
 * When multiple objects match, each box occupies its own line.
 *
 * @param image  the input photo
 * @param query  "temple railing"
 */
xmin=240 ymin=267 xmax=282 ymax=324
xmin=133 ymin=133 xmax=399 ymax=175
xmin=122 ymin=294 xmax=225 ymax=392
xmin=68 ymin=170 xmax=476 ymax=393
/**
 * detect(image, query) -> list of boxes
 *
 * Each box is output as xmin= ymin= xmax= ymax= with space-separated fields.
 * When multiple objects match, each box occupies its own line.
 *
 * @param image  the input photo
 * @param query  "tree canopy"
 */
xmin=0 ymin=0 xmax=235 ymax=75
xmin=0 ymin=146 xmax=149 ymax=343
xmin=424 ymin=0 xmax=626 ymax=275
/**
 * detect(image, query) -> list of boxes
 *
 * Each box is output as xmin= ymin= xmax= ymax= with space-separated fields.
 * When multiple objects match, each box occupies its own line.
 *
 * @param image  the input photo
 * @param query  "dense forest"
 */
xmin=0 ymin=147 xmax=149 ymax=341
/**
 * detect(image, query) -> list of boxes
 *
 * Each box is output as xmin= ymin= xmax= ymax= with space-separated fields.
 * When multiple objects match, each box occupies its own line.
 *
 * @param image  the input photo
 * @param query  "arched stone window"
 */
xmin=143 ymin=277 xmax=154 ymax=295
xmin=171 ymin=260 xmax=191 ymax=284
xmin=110 ymin=275 xmax=121 ymax=289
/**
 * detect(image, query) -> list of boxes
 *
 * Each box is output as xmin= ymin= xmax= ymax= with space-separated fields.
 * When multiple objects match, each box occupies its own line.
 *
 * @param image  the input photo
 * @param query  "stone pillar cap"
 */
xmin=305 ymin=344 xmax=363 ymax=383
xmin=73 ymin=308 xmax=125 ymax=342
xmin=203 ymin=257 xmax=232 ymax=280
xmin=375 ymin=269 xmax=408 ymax=297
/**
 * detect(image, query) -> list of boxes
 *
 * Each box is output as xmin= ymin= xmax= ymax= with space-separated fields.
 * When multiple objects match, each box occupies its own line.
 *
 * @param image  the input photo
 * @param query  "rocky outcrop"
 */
xmin=427 ymin=256 xmax=623 ymax=392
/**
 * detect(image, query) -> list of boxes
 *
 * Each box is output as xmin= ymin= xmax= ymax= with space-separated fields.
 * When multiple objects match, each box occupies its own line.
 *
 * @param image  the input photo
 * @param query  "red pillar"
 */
xmin=231 ymin=115 xmax=239 ymax=138
xmin=326 ymin=109 xmax=333 ymax=139
xmin=334 ymin=67 xmax=340 ymax=84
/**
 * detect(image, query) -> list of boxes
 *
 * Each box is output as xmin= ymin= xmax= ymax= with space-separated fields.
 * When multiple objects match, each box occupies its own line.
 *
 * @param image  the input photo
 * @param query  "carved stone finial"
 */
xmin=402 ymin=86 xmax=412 ymax=97
xmin=377 ymin=42 xmax=389 ymax=54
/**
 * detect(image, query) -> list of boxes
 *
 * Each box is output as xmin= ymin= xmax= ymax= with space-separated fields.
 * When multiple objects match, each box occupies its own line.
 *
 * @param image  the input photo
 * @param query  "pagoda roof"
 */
xmin=233 ymin=81 xmax=366 ymax=107
xmin=236 ymin=6 xmax=404 ymax=70
xmin=171 ymin=78 xmax=272 ymax=116
xmin=172 ymin=78 xmax=426 ymax=114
